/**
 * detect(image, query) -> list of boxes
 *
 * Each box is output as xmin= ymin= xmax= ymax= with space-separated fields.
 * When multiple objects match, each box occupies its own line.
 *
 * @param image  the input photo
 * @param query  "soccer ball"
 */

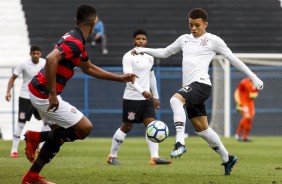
xmin=146 ymin=120 xmax=169 ymax=143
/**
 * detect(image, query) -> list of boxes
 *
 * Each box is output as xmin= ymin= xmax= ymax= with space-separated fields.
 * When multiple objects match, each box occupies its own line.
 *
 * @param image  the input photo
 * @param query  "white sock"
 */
xmin=196 ymin=127 xmax=229 ymax=163
xmin=109 ymin=128 xmax=127 ymax=157
xmin=11 ymin=122 xmax=25 ymax=153
xmin=146 ymin=133 xmax=159 ymax=158
xmin=170 ymin=97 xmax=186 ymax=145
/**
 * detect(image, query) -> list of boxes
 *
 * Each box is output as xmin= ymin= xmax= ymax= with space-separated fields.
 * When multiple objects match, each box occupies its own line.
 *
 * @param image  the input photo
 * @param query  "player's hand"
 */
xmin=5 ymin=92 xmax=11 ymax=102
xmin=120 ymin=73 xmax=138 ymax=84
xmin=142 ymin=91 xmax=153 ymax=100
xmin=235 ymin=103 xmax=243 ymax=111
xmin=48 ymin=94 xmax=59 ymax=112
xmin=131 ymin=47 xmax=144 ymax=56
xmin=249 ymin=92 xmax=258 ymax=99
xmin=153 ymin=98 xmax=160 ymax=109
xmin=252 ymin=77 xmax=264 ymax=90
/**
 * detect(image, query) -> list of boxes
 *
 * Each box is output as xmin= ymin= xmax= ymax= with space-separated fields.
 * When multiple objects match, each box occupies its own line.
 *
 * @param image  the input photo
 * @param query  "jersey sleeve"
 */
xmin=122 ymin=53 xmax=145 ymax=94
xmin=56 ymin=35 xmax=86 ymax=60
xmin=138 ymin=35 xmax=182 ymax=58
xmin=237 ymin=80 xmax=245 ymax=93
xmin=81 ymin=49 xmax=89 ymax=62
xmin=122 ymin=53 xmax=133 ymax=74
xmin=164 ymin=35 xmax=182 ymax=55
xmin=212 ymin=35 xmax=232 ymax=58
xmin=13 ymin=61 xmax=24 ymax=76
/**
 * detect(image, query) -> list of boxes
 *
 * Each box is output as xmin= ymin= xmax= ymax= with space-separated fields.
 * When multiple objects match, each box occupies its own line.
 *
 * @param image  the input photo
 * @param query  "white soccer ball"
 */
xmin=146 ymin=120 xmax=169 ymax=143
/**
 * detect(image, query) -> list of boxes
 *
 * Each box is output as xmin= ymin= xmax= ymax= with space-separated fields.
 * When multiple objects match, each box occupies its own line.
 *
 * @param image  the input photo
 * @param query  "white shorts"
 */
xmin=29 ymin=91 xmax=83 ymax=129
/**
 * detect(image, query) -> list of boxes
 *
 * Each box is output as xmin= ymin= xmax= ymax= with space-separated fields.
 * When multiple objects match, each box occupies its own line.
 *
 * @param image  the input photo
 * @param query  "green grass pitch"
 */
xmin=0 ymin=136 xmax=281 ymax=184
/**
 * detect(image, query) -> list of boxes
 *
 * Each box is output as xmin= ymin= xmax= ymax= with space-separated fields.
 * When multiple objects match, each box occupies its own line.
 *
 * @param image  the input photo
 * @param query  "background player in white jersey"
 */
xmin=107 ymin=29 xmax=171 ymax=165
xmin=132 ymin=8 xmax=263 ymax=175
xmin=5 ymin=45 xmax=50 ymax=158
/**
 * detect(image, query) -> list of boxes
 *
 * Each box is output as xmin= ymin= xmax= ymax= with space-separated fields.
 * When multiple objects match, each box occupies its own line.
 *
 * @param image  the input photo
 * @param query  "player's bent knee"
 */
xmin=74 ymin=116 xmax=93 ymax=138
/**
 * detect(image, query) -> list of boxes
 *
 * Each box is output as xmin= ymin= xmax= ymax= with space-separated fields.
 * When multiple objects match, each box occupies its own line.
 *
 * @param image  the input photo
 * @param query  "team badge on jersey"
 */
xmin=127 ymin=112 xmax=135 ymax=120
xmin=200 ymin=38 xmax=209 ymax=46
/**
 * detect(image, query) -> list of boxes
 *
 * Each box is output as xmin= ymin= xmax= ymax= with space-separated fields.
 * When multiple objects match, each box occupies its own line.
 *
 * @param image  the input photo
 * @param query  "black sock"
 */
xmin=39 ymin=127 xmax=83 ymax=142
xmin=30 ymin=141 xmax=64 ymax=173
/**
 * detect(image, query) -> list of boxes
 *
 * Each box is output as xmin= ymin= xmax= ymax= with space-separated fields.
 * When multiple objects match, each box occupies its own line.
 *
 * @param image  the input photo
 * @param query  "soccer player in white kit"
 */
xmin=5 ymin=45 xmax=49 ymax=158
xmin=132 ymin=8 xmax=263 ymax=175
xmin=107 ymin=29 xmax=171 ymax=165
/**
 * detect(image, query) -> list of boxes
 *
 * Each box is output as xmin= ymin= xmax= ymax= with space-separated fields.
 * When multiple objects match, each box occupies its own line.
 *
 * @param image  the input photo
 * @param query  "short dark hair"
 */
xmin=133 ymin=29 xmax=147 ymax=38
xmin=30 ymin=45 xmax=41 ymax=53
xmin=188 ymin=8 xmax=208 ymax=21
xmin=76 ymin=4 xmax=97 ymax=25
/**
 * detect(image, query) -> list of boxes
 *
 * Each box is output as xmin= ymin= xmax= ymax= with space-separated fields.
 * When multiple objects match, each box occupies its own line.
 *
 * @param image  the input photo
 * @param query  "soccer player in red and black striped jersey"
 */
xmin=22 ymin=4 xmax=137 ymax=184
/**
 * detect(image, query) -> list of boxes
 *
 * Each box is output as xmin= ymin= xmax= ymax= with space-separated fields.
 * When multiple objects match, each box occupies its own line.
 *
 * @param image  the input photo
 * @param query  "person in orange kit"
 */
xmin=234 ymin=77 xmax=258 ymax=142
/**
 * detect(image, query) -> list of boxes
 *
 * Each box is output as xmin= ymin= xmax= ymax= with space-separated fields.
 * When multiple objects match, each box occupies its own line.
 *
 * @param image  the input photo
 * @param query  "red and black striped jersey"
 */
xmin=29 ymin=27 xmax=89 ymax=99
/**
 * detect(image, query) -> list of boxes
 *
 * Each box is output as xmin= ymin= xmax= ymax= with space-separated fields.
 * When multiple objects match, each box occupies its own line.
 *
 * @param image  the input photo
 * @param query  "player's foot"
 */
xmin=24 ymin=130 xmax=41 ymax=163
xmin=170 ymin=142 xmax=186 ymax=158
xmin=150 ymin=157 xmax=172 ymax=165
xmin=221 ymin=155 xmax=238 ymax=175
xmin=22 ymin=173 xmax=55 ymax=184
xmin=107 ymin=155 xmax=121 ymax=165
xmin=241 ymin=138 xmax=252 ymax=142
xmin=10 ymin=152 xmax=19 ymax=158
xmin=102 ymin=49 xmax=108 ymax=54
xmin=234 ymin=134 xmax=240 ymax=140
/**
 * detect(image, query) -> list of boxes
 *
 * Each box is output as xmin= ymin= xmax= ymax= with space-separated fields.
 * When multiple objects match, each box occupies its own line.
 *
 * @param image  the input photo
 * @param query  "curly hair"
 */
xmin=188 ymin=8 xmax=208 ymax=21
xmin=133 ymin=29 xmax=147 ymax=38
xmin=76 ymin=4 xmax=96 ymax=25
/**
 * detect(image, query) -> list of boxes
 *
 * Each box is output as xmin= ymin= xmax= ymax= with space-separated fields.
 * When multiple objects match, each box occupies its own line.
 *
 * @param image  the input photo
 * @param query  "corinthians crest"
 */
xmin=127 ymin=112 xmax=135 ymax=120
xmin=19 ymin=112 xmax=26 ymax=120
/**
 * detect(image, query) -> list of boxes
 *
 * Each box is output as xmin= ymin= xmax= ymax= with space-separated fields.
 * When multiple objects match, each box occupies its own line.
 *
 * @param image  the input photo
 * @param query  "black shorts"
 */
xmin=18 ymin=97 xmax=41 ymax=123
xmin=122 ymin=99 xmax=156 ymax=123
xmin=177 ymin=82 xmax=212 ymax=119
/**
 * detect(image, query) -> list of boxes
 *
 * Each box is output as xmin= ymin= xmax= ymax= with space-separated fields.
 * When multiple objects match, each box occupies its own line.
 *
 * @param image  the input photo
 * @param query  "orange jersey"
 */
xmin=237 ymin=78 xmax=258 ymax=105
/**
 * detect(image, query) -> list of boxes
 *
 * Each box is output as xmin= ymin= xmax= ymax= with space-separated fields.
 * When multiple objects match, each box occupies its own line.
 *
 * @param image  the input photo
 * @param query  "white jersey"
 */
xmin=166 ymin=33 xmax=232 ymax=86
xmin=137 ymin=32 xmax=263 ymax=90
xmin=13 ymin=58 xmax=46 ymax=99
xmin=139 ymin=33 xmax=232 ymax=87
xmin=122 ymin=50 xmax=156 ymax=100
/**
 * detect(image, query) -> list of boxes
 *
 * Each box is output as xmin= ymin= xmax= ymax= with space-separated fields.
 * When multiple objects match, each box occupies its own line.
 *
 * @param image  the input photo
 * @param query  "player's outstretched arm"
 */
xmin=80 ymin=60 xmax=138 ymax=84
xmin=226 ymin=54 xmax=264 ymax=90
xmin=132 ymin=36 xmax=181 ymax=58
xmin=131 ymin=47 xmax=173 ymax=58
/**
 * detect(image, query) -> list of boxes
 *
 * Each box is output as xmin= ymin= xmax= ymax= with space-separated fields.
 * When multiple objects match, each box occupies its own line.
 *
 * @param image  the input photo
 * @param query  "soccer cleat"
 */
xmin=234 ymin=134 xmax=240 ymax=140
xmin=10 ymin=152 xmax=19 ymax=158
xmin=22 ymin=174 xmax=55 ymax=184
xmin=107 ymin=155 xmax=121 ymax=165
xmin=150 ymin=157 xmax=172 ymax=165
xmin=222 ymin=155 xmax=238 ymax=175
xmin=170 ymin=142 xmax=187 ymax=158
xmin=241 ymin=138 xmax=252 ymax=142
xmin=24 ymin=130 xmax=41 ymax=163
